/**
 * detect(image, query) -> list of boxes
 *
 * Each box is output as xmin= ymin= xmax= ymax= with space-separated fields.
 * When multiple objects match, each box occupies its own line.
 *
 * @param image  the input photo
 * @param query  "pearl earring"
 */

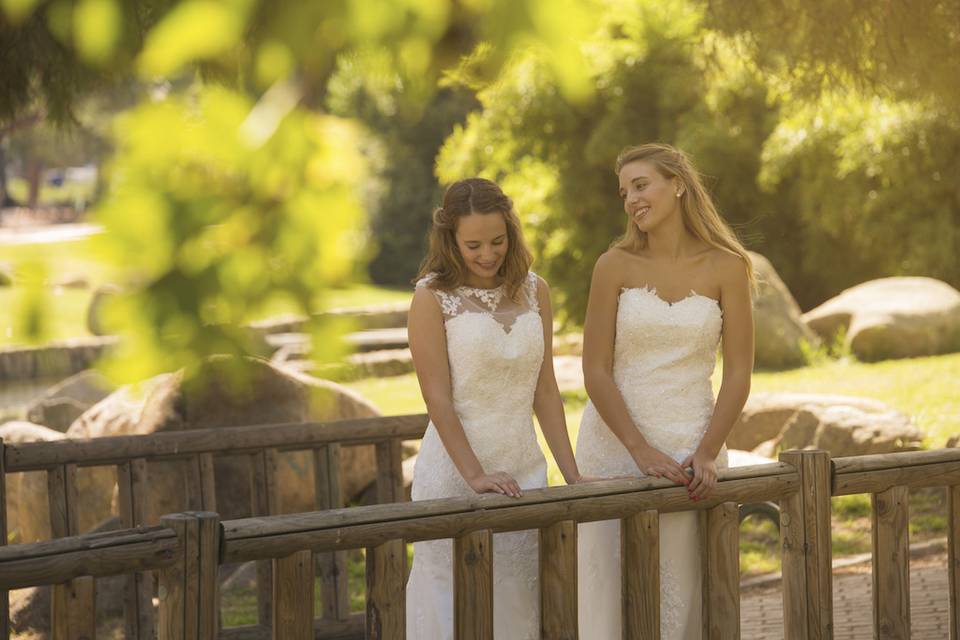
xmin=675 ymin=192 xmax=681 ymax=198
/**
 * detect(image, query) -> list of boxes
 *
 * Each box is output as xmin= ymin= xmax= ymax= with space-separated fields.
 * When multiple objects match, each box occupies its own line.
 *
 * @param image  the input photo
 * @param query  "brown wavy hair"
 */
xmin=614 ymin=143 xmax=756 ymax=289
xmin=416 ymin=178 xmax=533 ymax=300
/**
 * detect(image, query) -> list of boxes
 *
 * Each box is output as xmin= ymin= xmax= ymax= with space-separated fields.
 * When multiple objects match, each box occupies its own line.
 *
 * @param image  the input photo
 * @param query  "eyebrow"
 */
xmin=465 ymin=234 xmax=507 ymax=243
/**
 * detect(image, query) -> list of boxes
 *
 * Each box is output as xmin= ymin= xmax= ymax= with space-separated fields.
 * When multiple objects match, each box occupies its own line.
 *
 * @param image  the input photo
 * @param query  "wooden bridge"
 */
xmin=0 ymin=414 xmax=958 ymax=639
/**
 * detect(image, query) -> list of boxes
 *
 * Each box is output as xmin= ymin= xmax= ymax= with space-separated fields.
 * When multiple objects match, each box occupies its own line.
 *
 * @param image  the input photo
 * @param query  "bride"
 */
xmin=405 ymin=177 xmax=590 ymax=639
xmin=576 ymin=143 xmax=754 ymax=638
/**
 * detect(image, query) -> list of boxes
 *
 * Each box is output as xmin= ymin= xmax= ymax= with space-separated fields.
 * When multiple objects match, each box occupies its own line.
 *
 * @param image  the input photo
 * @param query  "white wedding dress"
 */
xmin=576 ymin=286 xmax=729 ymax=639
xmin=406 ymin=272 xmax=548 ymax=640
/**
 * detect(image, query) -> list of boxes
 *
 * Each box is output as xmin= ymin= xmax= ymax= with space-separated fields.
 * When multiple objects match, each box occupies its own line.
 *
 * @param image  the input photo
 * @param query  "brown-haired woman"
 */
xmin=576 ymin=144 xmax=755 ymax=638
xmin=405 ymin=177 xmax=591 ymax=639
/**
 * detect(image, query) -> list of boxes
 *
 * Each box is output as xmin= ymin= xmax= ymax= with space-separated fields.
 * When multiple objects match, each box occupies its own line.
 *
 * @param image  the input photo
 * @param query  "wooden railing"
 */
xmin=2 ymin=429 xmax=959 ymax=639
xmin=0 ymin=414 xmax=428 ymax=639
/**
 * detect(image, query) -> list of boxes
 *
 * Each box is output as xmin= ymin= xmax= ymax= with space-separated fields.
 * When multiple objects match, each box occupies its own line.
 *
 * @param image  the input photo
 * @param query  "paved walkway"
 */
xmin=740 ymin=553 xmax=950 ymax=638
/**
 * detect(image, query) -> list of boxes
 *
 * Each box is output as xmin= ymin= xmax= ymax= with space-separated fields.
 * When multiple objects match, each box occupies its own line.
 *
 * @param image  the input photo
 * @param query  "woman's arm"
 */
xmin=683 ymin=253 xmax=754 ymax=500
xmin=408 ymin=287 xmax=522 ymax=497
xmin=531 ymin=276 xmax=583 ymax=485
xmin=582 ymin=252 xmax=688 ymax=485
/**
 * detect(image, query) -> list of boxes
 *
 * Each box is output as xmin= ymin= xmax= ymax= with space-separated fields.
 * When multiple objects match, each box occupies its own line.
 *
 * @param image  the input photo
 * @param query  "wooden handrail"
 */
xmin=3 ymin=413 xmax=429 ymax=471
xmin=221 ymin=462 xmax=798 ymax=562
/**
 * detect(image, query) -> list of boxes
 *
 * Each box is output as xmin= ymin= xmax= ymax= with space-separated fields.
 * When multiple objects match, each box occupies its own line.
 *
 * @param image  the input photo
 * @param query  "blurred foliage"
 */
xmin=2 ymin=0 xmax=606 ymax=379
xmin=327 ymin=50 xmax=479 ymax=285
xmin=704 ymin=0 xmax=960 ymax=110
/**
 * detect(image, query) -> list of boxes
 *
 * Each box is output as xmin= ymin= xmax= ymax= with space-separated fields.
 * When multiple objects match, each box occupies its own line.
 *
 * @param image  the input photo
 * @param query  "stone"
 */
xmin=750 ymin=252 xmax=820 ymax=369
xmin=24 ymin=369 xmax=114 ymax=431
xmin=728 ymin=392 xmax=923 ymax=457
xmin=0 ymin=422 xmax=66 ymax=545
xmin=60 ymin=356 xmax=379 ymax=530
xmin=802 ymin=277 xmax=960 ymax=361
xmin=86 ymin=284 xmax=121 ymax=336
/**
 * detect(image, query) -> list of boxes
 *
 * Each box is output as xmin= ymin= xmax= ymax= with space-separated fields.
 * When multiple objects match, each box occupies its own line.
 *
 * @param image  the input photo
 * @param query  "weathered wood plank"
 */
xmin=779 ymin=452 xmax=809 ymax=640
xmin=219 ymin=614 xmax=365 ymax=639
xmin=872 ymin=486 xmax=910 ymax=639
xmin=621 ymin=510 xmax=658 ymax=640
xmin=6 ymin=414 xmax=430 ymax=471
xmin=366 ymin=538 xmax=405 ymax=640
xmin=118 ymin=458 xmax=153 ymax=640
xmin=313 ymin=445 xmax=349 ymax=622
xmin=804 ymin=452 xmax=833 ymax=637
xmin=273 ymin=550 xmax=313 ymax=640
xmin=375 ymin=439 xmax=404 ymax=504
xmin=950 ymin=484 xmax=960 ymax=640
xmin=198 ymin=453 xmax=217 ymax=512
xmin=1 ymin=439 xmax=9 ymax=640
xmin=196 ymin=512 xmax=220 ymax=640
xmin=47 ymin=464 xmax=95 ymax=640
xmin=700 ymin=502 xmax=739 ymax=639
xmin=832 ymin=448 xmax=960 ymax=474
xmin=251 ymin=450 xmax=278 ymax=630
xmin=158 ymin=514 xmax=194 ymax=640
xmin=539 ymin=520 xmax=577 ymax=639
xmin=454 ymin=529 xmax=492 ymax=640
xmin=833 ymin=459 xmax=960 ymax=495
xmin=222 ymin=471 xmax=799 ymax=562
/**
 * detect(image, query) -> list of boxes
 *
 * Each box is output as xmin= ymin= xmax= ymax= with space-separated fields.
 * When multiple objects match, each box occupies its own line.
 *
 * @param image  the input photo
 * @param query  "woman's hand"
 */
xmin=467 ymin=471 xmax=522 ymax=497
xmin=570 ymin=474 xmax=608 ymax=484
xmin=680 ymin=451 xmax=718 ymax=501
xmin=630 ymin=445 xmax=690 ymax=486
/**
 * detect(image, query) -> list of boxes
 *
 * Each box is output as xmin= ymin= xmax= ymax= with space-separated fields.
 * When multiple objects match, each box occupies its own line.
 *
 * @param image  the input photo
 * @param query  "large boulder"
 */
xmin=802 ymin=277 xmax=960 ymax=361
xmin=61 ymin=356 xmax=379 ymax=529
xmin=25 ymin=370 xmax=114 ymax=432
xmin=0 ymin=421 xmax=66 ymax=544
xmin=750 ymin=253 xmax=820 ymax=369
xmin=728 ymin=393 xmax=922 ymax=457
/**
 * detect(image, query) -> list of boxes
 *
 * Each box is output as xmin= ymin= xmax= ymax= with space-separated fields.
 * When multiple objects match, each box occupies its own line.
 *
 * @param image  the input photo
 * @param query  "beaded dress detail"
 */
xmin=406 ymin=272 xmax=547 ymax=640
xmin=576 ymin=286 xmax=729 ymax=639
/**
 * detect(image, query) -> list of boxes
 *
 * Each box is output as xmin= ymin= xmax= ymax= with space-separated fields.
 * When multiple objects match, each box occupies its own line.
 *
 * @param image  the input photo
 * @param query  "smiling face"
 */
xmin=618 ymin=159 xmax=683 ymax=234
xmin=454 ymin=211 xmax=509 ymax=288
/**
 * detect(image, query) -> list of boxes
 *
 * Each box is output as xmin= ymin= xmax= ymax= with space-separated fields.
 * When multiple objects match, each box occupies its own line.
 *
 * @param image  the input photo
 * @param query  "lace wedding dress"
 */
xmin=576 ymin=286 xmax=729 ymax=639
xmin=406 ymin=272 xmax=548 ymax=640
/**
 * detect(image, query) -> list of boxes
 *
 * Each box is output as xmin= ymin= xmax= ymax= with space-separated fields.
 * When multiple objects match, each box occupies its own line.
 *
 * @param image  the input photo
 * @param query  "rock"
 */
xmin=802 ymin=277 xmax=960 ymax=361
xmin=25 ymin=369 xmax=114 ymax=431
xmin=750 ymin=253 xmax=820 ymax=369
xmin=86 ymin=284 xmax=121 ymax=336
xmin=0 ymin=422 xmax=66 ymax=545
xmin=60 ymin=356 xmax=379 ymax=529
xmin=728 ymin=393 xmax=922 ymax=457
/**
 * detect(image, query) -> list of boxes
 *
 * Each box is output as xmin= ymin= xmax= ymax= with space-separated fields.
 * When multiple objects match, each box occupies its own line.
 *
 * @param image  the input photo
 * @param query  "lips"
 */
xmin=632 ymin=206 xmax=650 ymax=221
xmin=477 ymin=261 xmax=498 ymax=269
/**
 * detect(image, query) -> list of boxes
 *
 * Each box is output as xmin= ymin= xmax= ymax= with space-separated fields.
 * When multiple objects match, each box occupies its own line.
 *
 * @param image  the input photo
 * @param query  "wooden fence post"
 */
xmin=701 ymin=502 xmax=740 ymax=639
xmin=540 ymin=520 xmax=577 ymax=639
xmin=118 ymin=457 xmax=154 ymax=640
xmin=48 ymin=464 xmax=95 ymax=640
xmin=375 ymin=439 xmax=404 ymax=504
xmin=621 ymin=510 xmax=659 ymax=640
xmin=454 ymin=529 xmax=493 ymax=640
xmin=779 ymin=450 xmax=833 ymax=640
xmin=251 ymin=449 xmax=279 ymax=630
xmin=366 ymin=538 xmax=406 ymax=640
xmin=273 ymin=550 xmax=314 ymax=640
xmin=195 ymin=512 xmax=220 ymax=640
xmin=313 ymin=444 xmax=350 ymax=621
xmin=1 ymin=438 xmax=9 ymax=640
xmin=949 ymin=484 xmax=960 ymax=640
xmin=158 ymin=512 xmax=219 ymax=640
xmin=872 ymin=485 xmax=910 ymax=638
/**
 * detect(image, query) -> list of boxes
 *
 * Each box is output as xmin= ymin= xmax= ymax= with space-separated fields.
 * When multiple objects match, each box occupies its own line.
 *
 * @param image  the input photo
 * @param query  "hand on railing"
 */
xmin=629 ymin=444 xmax=691 ymax=487
xmin=680 ymin=451 xmax=717 ymax=501
xmin=467 ymin=471 xmax=523 ymax=497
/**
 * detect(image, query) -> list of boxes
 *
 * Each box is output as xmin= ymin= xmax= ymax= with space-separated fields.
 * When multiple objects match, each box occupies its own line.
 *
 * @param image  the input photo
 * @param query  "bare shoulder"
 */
xmin=707 ymin=249 xmax=749 ymax=286
xmin=409 ymin=285 xmax=442 ymax=315
xmin=594 ymin=248 xmax=631 ymax=282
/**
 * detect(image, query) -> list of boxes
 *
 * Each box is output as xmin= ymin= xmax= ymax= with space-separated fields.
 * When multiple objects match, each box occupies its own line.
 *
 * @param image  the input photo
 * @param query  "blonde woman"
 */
xmin=405 ymin=177 xmax=590 ymax=639
xmin=576 ymin=144 xmax=755 ymax=639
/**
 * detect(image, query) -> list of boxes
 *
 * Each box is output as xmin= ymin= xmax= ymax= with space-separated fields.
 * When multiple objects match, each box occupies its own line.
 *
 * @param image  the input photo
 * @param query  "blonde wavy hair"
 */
xmin=614 ymin=143 xmax=756 ymax=289
xmin=416 ymin=178 xmax=533 ymax=300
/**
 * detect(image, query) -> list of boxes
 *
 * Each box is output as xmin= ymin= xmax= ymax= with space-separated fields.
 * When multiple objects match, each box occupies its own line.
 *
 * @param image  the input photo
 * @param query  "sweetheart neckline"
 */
xmin=620 ymin=285 xmax=720 ymax=309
